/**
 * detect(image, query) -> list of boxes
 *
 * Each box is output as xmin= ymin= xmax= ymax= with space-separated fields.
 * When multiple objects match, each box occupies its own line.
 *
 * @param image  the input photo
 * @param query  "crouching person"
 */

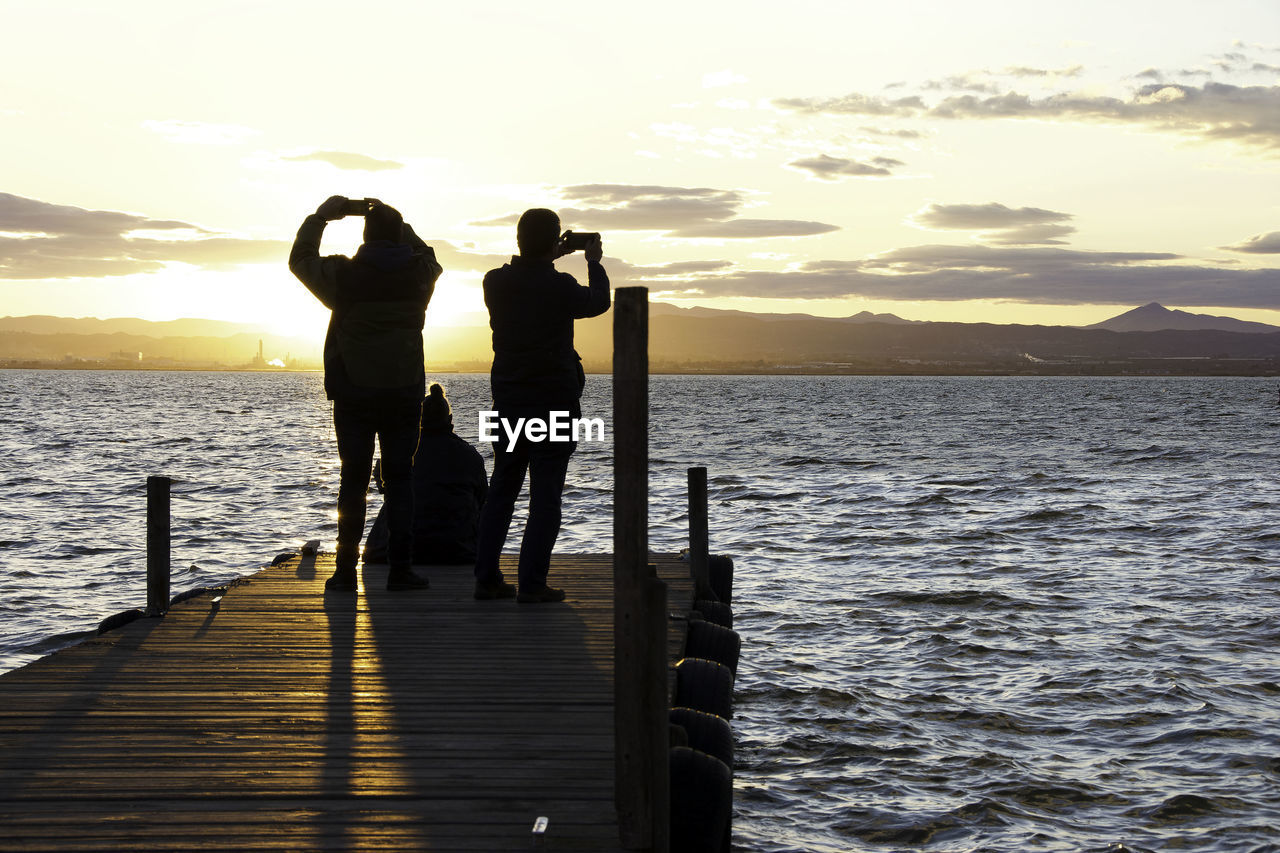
xmin=364 ymin=383 xmax=488 ymax=566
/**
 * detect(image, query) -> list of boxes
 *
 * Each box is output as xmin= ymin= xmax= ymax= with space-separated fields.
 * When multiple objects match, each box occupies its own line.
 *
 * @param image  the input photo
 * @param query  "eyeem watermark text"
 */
xmin=478 ymin=411 xmax=606 ymax=452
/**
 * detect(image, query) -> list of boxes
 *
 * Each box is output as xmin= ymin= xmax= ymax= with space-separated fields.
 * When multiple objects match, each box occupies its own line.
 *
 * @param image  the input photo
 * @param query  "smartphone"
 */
xmin=560 ymin=230 xmax=600 ymax=251
xmin=343 ymin=199 xmax=373 ymax=217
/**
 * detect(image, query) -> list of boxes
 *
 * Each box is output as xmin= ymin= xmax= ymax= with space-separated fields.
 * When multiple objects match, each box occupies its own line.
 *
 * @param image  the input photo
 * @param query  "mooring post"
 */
xmin=614 ymin=287 xmax=669 ymax=852
xmin=687 ymin=466 xmax=714 ymax=601
xmin=146 ymin=475 xmax=171 ymax=616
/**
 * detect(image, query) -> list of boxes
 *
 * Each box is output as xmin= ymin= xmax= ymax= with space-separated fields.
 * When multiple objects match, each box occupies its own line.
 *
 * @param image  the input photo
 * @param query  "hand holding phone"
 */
xmin=343 ymin=198 xmax=375 ymax=217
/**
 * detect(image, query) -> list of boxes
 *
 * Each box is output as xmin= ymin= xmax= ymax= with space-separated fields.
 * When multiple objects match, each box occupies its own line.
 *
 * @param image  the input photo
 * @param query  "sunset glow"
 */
xmin=2 ymin=0 xmax=1278 ymax=336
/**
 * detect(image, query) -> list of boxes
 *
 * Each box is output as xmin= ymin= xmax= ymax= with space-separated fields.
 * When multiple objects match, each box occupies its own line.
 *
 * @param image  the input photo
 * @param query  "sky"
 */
xmin=1 ymin=0 xmax=1279 ymax=337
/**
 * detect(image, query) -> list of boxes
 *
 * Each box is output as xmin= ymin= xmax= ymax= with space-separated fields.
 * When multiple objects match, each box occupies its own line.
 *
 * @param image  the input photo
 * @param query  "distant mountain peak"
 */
xmin=1086 ymin=304 xmax=1280 ymax=334
xmin=844 ymin=310 xmax=916 ymax=324
xmin=648 ymin=302 xmax=916 ymax=324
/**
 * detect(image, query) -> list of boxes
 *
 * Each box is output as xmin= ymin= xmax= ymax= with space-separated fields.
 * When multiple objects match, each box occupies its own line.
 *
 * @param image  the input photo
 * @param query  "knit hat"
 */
xmin=421 ymin=383 xmax=453 ymax=433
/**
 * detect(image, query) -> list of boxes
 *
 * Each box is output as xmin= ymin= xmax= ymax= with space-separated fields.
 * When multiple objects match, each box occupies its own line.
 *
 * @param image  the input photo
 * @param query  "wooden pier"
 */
xmin=0 ymin=553 xmax=694 ymax=851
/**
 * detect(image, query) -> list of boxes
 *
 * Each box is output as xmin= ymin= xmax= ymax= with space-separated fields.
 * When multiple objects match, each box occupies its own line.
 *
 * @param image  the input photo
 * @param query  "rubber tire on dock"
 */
xmin=694 ymin=599 xmax=733 ymax=629
xmin=675 ymin=657 xmax=735 ymax=720
xmin=97 ymin=608 xmax=144 ymax=634
xmin=685 ymin=619 xmax=742 ymax=675
xmin=670 ymin=707 xmax=734 ymax=771
xmin=709 ymin=554 xmax=734 ymax=604
xmin=670 ymin=745 xmax=732 ymax=853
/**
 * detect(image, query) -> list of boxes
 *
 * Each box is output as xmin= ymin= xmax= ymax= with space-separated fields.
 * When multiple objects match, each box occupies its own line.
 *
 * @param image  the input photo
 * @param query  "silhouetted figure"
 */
xmin=363 ymin=383 xmax=488 ymax=565
xmin=289 ymin=196 xmax=440 ymax=592
xmin=473 ymin=209 xmax=610 ymax=602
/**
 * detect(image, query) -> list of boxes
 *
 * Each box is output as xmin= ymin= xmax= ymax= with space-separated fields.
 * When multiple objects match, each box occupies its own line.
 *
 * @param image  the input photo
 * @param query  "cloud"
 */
xmin=980 ymin=224 xmax=1078 ymax=245
xmin=776 ymin=92 xmax=926 ymax=116
xmin=651 ymin=242 xmax=1280 ymax=308
xmin=142 ymin=119 xmax=258 ymax=145
xmin=557 ymin=185 xmax=742 ymax=227
xmin=909 ymin=202 xmax=1077 ymax=245
xmin=671 ymin=219 xmax=840 ymax=238
xmin=1004 ymin=64 xmax=1084 ymax=78
xmin=914 ymin=65 xmax=1085 ymax=96
xmin=599 ymin=258 xmax=736 ymax=284
xmin=1221 ymin=230 xmax=1280 ymax=254
xmin=787 ymin=154 xmax=904 ymax=180
xmin=637 ymin=257 xmax=732 ymax=274
xmin=0 ymin=193 xmax=285 ymax=279
xmin=776 ymin=80 xmax=1280 ymax=151
xmin=281 ymin=150 xmax=405 ymax=171
xmin=923 ymin=73 xmax=1003 ymax=94
xmin=472 ymin=184 xmax=839 ymax=239
xmin=629 ymin=260 xmax=735 ymax=277
xmin=859 ymin=126 xmax=922 ymax=139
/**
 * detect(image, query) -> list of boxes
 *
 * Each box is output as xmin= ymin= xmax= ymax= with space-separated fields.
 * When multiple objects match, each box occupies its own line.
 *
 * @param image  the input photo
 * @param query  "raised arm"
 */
xmin=401 ymin=222 xmax=445 ymax=286
xmin=288 ymin=196 xmax=348 ymax=309
xmin=566 ymin=234 xmax=611 ymax=319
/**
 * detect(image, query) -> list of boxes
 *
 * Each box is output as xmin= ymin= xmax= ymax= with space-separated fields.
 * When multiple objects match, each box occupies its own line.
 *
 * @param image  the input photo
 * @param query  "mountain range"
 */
xmin=2 ymin=303 xmax=1278 ymax=374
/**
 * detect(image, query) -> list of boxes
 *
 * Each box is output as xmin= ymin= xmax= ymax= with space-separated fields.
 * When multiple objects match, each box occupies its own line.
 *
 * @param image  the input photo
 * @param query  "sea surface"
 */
xmin=1 ymin=370 xmax=1278 ymax=852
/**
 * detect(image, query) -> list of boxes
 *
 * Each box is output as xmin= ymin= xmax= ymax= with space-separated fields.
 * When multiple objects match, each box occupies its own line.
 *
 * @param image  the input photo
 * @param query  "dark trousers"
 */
xmin=474 ymin=407 xmax=576 ymax=589
xmin=333 ymin=399 xmax=421 ymax=572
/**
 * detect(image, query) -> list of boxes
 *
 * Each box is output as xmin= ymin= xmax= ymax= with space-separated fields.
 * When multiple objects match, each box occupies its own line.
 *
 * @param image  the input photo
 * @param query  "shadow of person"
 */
xmin=318 ymin=587 xmax=359 ymax=850
xmin=356 ymin=557 xmax=619 ymax=848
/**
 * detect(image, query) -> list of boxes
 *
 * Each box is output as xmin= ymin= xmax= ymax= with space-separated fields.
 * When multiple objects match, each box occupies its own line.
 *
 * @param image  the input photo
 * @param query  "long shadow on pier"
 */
xmin=319 ymin=592 xmax=358 ymax=850
xmin=307 ymin=558 xmax=617 ymax=851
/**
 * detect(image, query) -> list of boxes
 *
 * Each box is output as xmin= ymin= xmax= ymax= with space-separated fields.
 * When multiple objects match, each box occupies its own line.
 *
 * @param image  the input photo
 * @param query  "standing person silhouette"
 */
xmin=289 ymin=195 xmax=441 ymax=592
xmin=473 ymin=209 xmax=610 ymax=602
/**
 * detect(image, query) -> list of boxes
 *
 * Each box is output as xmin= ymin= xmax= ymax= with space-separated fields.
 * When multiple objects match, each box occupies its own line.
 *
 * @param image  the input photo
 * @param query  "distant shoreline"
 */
xmin=4 ymin=362 xmax=1277 ymax=377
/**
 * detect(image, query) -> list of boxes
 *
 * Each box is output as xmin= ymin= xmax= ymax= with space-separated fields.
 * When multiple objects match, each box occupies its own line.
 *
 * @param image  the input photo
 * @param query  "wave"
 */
xmin=17 ymin=628 xmax=95 ymax=656
xmin=863 ymin=588 xmax=1026 ymax=610
xmin=779 ymin=454 xmax=883 ymax=468
xmin=1110 ymin=445 xmax=1206 ymax=465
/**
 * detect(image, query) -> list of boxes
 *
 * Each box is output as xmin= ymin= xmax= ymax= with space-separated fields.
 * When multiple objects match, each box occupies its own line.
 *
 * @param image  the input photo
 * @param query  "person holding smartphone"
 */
xmin=472 ymin=208 xmax=611 ymax=603
xmin=289 ymin=195 xmax=441 ymax=593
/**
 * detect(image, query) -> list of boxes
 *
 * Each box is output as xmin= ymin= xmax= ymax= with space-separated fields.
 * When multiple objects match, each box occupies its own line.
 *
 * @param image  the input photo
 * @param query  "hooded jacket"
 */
xmin=289 ymin=214 xmax=441 ymax=403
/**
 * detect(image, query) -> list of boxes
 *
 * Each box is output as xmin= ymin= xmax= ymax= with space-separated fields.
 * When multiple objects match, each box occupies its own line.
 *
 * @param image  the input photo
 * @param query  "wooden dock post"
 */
xmin=145 ymin=475 xmax=171 ymax=616
xmin=687 ymin=466 xmax=714 ymax=601
xmin=614 ymin=286 xmax=670 ymax=852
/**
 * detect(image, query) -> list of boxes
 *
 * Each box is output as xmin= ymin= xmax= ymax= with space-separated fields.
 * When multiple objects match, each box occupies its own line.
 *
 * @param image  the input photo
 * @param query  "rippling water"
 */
xmin=2 ymin=370 xmax=1278 ymax=851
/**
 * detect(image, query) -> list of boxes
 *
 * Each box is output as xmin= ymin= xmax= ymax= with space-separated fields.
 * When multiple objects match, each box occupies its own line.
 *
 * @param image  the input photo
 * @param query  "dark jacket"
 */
xmin=363 ymin=430 xmax=489 ymax=564
xmin=483 ymin=256 xmax=610 ymax=409
xmin=289 ymin=215 xmax=441 ymax=403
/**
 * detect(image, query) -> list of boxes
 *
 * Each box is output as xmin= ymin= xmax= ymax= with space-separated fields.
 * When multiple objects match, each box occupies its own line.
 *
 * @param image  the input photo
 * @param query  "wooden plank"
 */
xmin=0 ymin=553 xmax=695 ymax=852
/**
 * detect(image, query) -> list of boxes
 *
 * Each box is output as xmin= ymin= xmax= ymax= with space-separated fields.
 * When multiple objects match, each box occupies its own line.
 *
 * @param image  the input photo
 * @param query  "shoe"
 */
xmin=386 ymin=569 xmax=431 ymax=591
xmin=516 ymin=585 xmax=566 ymax=603
xmin=474 ymin=577 xmax=517 ymax=600
xmin=324 ymin=569 xmax=357 ymax=592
